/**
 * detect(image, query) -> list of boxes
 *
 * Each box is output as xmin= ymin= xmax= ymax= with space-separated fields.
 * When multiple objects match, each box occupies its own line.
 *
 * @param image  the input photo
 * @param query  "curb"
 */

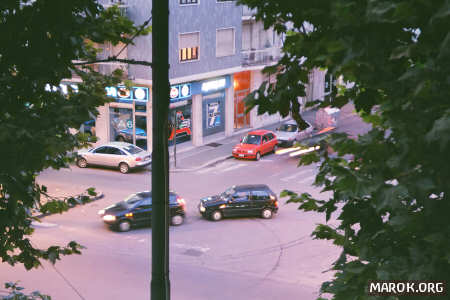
xmin=169 ymin=155 xmax=234 ymax=173
xmin=33 ymin=191 xmax=104 ymax=219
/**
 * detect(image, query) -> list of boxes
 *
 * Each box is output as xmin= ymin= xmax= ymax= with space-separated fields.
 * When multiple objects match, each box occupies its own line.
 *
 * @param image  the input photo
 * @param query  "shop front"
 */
xmin=107 ymin=85 xmax=150 ymax=150
xmin=169 ymin=83 xmax=193 ymax=145
xmin=233 ymin=71 xmax=251 ymax=129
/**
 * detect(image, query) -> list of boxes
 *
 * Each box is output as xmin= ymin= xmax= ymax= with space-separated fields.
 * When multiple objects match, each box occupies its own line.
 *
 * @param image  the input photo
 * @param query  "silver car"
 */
xmin=275 ymin=120 xmax=313 ymax=147
xmin=76 ymin=142 xmax=151 ymax=174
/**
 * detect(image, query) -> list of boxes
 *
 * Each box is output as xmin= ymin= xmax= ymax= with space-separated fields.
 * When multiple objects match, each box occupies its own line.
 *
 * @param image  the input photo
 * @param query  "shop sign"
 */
xmin=201 ymin=78 xmax=226 ymax=93
xmin=207 ymin=101 xmax=221 ymax=128
xmin=45 ymin=83 xmax=79 ymax=94
xmin=106 ymin=86 xmax=149 ymax=102
xmin=170 ymin=83 xmax=191 ymax=102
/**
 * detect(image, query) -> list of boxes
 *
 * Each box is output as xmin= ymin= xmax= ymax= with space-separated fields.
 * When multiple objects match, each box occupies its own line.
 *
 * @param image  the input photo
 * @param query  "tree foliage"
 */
xmin=238 ymin=0 xmax=450 ymax=298
xmin=0 ymin=0 xmax=149 ymax=271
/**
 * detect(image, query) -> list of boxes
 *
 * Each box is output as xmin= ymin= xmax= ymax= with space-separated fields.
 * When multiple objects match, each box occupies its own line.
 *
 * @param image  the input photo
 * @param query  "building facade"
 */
xmin=72 ymin=0 xmax=325 ymax=150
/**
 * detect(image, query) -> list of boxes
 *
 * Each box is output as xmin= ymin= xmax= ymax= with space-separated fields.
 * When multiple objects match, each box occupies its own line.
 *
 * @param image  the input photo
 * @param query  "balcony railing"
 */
xmin=241 ymin=47 xmax=282 ymax=66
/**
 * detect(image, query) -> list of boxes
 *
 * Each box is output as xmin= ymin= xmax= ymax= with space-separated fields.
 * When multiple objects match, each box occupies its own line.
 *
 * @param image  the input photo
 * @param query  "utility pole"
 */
xmin=151 ymin=0 xmax=170 ymax=299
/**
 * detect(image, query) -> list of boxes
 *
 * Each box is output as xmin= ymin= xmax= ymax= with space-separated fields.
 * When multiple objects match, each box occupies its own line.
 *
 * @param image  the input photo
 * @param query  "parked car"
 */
xmin=232 ymin=130 xmax=278 ymax=160
xmin=198 ymin=184 xmax=278 ymax=221
xmin=98 ymin=191 xmax=186 ymax=232
xmin=76 ymin=142 xmax=151 ymax=174
xmin=116 ymin=127 xmax=147 ymax=143
xmin=275 ymin=120 xmax=313 ymax=147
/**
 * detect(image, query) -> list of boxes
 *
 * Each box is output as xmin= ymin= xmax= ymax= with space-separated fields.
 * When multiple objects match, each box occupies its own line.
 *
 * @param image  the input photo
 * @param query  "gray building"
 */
xmin=76 ymin=0 xmax=295 ymax=151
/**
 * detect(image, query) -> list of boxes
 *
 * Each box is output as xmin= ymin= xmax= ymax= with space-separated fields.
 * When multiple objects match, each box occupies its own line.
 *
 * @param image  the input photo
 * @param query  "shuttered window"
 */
xmin=216 ymin=28 xmax=235 ymax=57
xmin=179 ymin=32 xmax=200 ymax=62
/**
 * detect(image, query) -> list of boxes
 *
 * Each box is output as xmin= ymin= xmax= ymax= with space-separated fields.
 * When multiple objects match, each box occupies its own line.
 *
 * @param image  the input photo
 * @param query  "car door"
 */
xmin=268 ymin=133 xmax=277 ymax=150
xmin=223 ymin=190 xmax=251 ymax=217
xmin=261 ymin=134 xmax=271 ymax=154
xmin=108 ymin=146 xmax=127 ymax=167
xmin=250 ymin=190 xmax=270 ymax=215
xmin=89 ymin=146 xmax=111 ymax=166
xmin=132 ymin=198 xmax=152 ymax=226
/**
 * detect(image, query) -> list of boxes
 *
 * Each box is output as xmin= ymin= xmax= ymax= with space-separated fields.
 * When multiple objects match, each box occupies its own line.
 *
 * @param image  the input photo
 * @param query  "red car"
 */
xmin=232 ymin=130 xmax=278 ymax=160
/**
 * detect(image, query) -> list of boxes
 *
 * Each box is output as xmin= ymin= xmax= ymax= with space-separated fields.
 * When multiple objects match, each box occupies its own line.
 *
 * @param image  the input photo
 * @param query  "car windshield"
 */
xmin=279 ymin=124 xmax=298 ymax=132
xmin=241 ymin=134 xmax=261 ymax=145
xmin=220 ymin=187 xmax=235 ymax=199
xmin=118 ymin=193 xmax=146 ymax=209
xmin=122 ymin=144 xmax=143 ymax=154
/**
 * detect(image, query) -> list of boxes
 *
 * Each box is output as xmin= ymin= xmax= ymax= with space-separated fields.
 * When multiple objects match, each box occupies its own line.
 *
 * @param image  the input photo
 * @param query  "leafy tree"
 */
xmin=238 ymin=0 xmax=449 ymax=298
xmin=0 ymin=0 xmax=149 ymax=278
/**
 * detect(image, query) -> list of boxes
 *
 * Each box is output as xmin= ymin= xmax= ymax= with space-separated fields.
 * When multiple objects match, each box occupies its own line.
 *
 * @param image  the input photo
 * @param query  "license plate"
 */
xmin=239 ymin=154 xmax=244 ymax=157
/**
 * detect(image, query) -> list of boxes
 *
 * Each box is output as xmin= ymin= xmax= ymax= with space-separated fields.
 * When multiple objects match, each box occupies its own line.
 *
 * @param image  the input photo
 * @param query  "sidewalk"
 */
xmin=167 ymin=102 xmax=367 ymax=172
xmin=168 ymin=108 xmax=318 ymax=172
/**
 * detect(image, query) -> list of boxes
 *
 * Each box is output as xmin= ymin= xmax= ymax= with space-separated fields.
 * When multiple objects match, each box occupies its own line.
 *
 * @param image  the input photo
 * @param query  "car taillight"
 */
xmin=135 ymin=157 xmax=142 ymax=161
xmin=177 ymin=196 xmax=186 ymax=206
xmin=274 ymin=201 xmax=279 ymax=207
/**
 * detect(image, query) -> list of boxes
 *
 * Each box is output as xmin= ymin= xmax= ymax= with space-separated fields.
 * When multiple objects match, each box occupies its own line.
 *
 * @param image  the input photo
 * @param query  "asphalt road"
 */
xmin=0 ymin=149 xmax=342 ymax=300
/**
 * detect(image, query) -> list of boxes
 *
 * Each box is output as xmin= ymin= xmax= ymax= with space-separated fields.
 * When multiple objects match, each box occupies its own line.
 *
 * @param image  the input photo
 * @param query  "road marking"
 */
xmin=217 ymin=163 xmax=247 ymax=173
xmin=280 ymin=167 xmax=316 ymax=182
xmin=172 ymin=243 xmax=210 ymax=253
xmin=297 ymin=174 xmax=317 ymax=184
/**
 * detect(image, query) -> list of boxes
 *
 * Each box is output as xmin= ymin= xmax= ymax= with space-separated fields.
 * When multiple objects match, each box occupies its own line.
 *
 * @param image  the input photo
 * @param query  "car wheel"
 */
xmin=210 ymin=210 xmax=223 ymax=221
xmin=119 ymin=162 xmax=130 ymax=174
xmin=77 ymin=158 xmax=87 ymax=168
xmin=171 ymin=215 xmax=184 ymax=226
xmin=273 ymin=145 xmax=278 ymax=153
xmin=261 ymin=208 xmax=273 ymax=219
xmin=255 ymin=152 xmax=261 ymax=161
xmin=118 ymin=220 xmax=131 ymax=232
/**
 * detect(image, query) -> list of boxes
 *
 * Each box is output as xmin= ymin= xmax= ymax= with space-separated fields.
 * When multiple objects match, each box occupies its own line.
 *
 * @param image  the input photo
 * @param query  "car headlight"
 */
xmin=97 ymin=209 xmax=105 ymax=215
xmin=199 ymin=205 xmax=206 ymax=212
xmin=102 ymin=215 xmax=116 ymax=222
xmin=247 ymin=150 xmax=254 ymax=154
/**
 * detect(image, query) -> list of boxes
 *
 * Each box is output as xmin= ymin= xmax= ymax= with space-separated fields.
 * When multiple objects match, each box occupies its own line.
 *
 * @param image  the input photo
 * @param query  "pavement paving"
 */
xmin=168 ymin=102 xmax=368 ymax=172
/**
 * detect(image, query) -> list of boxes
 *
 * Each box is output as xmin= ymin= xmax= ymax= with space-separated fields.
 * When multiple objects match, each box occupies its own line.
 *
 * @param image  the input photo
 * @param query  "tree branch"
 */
xmin=73 ymin=57 xmax=152 ymax=67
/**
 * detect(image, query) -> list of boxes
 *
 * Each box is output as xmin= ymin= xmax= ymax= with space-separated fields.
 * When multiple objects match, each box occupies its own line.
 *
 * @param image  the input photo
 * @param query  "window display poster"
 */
xmin=169 ymin=103 xmax=192 ymax=143
xmin=207 ymin=101 xmax=221 ymax=128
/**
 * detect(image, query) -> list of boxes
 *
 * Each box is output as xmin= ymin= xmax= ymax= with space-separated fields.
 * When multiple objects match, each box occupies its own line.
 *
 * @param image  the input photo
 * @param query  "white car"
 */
xmin=275 ymin=120 xmax=313 ymax=147
xmin=76 ymin=142 xmax=151 ymax=174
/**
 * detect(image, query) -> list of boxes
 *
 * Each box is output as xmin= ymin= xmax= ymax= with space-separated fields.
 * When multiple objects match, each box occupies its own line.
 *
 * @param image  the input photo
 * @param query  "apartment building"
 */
xmin=69 ymin=0 xmax=325 ymax=150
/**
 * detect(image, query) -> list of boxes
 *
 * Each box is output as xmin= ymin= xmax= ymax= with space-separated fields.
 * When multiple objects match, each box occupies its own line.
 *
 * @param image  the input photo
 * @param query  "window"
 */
xmin=216 ymin=28 xmax=235 ymax=57
xmin=179 ymin=32 xmax=199 ymax=62
xmin=94 ymin=146 xmax=110 ymax=154
xmin=109 ymin=147 xmax=125 ymax=155
xmin=180 ymin=0 xmax=198 ymax=4
xmin=252 ymin=190 xmax=269 ymax=201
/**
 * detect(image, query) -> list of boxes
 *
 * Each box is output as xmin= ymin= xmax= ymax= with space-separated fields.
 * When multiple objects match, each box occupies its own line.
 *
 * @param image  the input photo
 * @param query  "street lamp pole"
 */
xmin=151 ymin=0 xmax=170 ymax=299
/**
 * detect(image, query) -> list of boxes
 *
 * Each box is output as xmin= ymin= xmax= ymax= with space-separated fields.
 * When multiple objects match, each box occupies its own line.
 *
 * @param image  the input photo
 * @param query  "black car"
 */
xmin=98 ymin=191 xmax=186 ymax=232
xmin=198 ymin=184 xmax=278 ymax=221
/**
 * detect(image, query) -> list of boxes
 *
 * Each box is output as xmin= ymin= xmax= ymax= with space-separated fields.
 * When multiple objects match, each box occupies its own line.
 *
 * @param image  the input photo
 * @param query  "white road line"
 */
xmin=217 ymin=163 xmax=247 ymax=173
xmin=280 ymin=167 xmax=316 ymax=182
xmin=172 ymin=243 xmax=210 ymax=253
xmin=297 ymin=174 xmax=317 ymax=184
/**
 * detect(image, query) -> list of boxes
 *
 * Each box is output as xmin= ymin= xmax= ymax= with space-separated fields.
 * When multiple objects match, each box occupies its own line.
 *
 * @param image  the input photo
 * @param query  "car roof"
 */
xmin=233 ymin=184 xmax=271 ymax=191
xmin=247 ymin=130 xmax=273 ymax=135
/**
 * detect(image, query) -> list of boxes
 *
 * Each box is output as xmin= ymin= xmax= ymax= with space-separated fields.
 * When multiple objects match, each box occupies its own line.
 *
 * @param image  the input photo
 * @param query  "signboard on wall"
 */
xmin=170 ymin=83 xmax=191 ymax=103
xmin=207 ymin=101 xmax=221 ymax=128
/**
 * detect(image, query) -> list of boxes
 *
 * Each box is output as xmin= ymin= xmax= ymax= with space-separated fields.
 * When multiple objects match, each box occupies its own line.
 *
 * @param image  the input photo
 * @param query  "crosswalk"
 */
xmin=193 ymin=150 xmax=321 ymax=186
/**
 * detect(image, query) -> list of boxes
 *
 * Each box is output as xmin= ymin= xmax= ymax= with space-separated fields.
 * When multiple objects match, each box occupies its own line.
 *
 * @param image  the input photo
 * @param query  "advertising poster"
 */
xmin=207 ymin=101 xmax=221 ymax=128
